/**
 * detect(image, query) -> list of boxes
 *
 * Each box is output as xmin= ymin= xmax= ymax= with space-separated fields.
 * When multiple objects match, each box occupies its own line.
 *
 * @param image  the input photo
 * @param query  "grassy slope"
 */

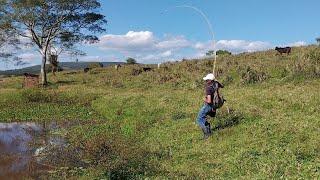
xmin=0 ymin=46 xmax=319 ymax=179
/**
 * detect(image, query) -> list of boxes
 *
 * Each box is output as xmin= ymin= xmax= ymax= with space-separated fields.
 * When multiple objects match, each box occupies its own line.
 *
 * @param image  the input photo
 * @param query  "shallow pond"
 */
xmin=0 ymin=122 xmax=67 ymax=178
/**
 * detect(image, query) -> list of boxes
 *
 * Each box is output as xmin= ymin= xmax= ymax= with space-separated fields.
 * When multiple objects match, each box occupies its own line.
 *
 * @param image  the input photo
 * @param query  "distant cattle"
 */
xmin=275 ymin=47 xmax=291 ymax=55
xmin=142 ymin=67 xmax=152 ymax=72
xmin=84 ymin=67 xmax=91 ymax=73
xmin=115 ymin=64 xmax=122 ymax=70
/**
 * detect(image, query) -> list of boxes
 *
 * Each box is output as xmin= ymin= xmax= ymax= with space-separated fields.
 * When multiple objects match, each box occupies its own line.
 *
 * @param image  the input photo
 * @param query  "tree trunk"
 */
xmin=40 ymin=54 xmax=47 ymax=86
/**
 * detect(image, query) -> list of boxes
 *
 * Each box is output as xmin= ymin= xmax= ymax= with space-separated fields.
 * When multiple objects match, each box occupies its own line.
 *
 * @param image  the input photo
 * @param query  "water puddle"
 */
xmin=0 ymin=122 xmax=67 ymax=178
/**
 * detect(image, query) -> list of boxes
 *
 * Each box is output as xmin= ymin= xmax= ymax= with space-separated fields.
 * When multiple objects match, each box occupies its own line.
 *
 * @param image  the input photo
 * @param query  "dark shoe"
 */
xmin=201 ymin=127 xmax=211 ymax=140
xmin=205 ymin=122 xmax=212 ymax=135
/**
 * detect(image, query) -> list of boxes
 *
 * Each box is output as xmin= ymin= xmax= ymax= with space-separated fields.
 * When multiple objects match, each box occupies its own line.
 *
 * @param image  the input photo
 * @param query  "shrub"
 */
xmin=290 ymin=48 xmax=320 ymax=78
xmin=241 ymin=66 xmax=268 ymax=84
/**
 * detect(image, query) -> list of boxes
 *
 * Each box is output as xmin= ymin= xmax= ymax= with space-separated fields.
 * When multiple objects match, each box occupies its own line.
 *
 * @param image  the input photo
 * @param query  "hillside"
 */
xmin=0 ymin=61 xmax=124 ymax=76
xmin=0 ymin=45 xmax=319 ymax=179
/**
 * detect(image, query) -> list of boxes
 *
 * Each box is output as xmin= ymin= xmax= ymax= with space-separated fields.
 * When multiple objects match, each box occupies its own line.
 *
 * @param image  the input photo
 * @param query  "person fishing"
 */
xmin=196 ymin=73 xmax=224 ymax=139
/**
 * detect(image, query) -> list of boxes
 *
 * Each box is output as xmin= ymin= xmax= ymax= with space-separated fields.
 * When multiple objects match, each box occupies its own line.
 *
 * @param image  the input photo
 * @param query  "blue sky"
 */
xmin=1 ymin=0 xmax=320 ymax=70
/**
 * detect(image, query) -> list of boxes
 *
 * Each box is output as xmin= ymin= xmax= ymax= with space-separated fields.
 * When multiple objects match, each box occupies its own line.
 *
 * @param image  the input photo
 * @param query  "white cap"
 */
xmin=203 ymin=73 xmax=215 ymax=81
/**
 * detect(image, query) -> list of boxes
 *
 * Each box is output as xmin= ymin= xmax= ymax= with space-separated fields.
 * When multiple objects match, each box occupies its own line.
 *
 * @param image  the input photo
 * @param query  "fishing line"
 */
xmin=163 ymin=5 xmax=217 ymax=76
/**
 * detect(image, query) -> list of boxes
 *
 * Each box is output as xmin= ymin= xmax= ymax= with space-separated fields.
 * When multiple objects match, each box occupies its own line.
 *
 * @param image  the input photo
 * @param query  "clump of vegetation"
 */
xmin=287 ymin=47 xmax=320 ymax=79
xmin=240 ymin=66 xmax=268 ymax=84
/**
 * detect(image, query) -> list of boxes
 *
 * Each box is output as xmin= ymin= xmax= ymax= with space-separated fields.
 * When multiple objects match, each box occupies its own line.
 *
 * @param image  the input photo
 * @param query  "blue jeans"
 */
xmin=196 ymin=104 xmax=213 ymax=129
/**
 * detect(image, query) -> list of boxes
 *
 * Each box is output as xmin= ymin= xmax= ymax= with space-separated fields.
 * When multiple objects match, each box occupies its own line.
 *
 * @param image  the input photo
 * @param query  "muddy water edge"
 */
xmin=0 ymin=121 xmax=85 ymax=179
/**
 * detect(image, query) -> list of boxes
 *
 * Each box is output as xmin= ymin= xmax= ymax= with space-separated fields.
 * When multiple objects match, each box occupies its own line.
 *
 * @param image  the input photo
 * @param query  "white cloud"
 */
xmin=217 ymin=40 xmax=272 ymax=53
xmin=155 ymin=36 xmax=190 ymax=50
xmin=160 ymin=50 xmax=172 ymax=57
xmin=97 ymin=31 xmax=155 ymax=52
xmin=95 ymin=31 xmax=191 ymax=53
xmin=286 ymin=41 xmax=306 ymax=47
xmin=194 ymin=40 xmax=273 ymax=54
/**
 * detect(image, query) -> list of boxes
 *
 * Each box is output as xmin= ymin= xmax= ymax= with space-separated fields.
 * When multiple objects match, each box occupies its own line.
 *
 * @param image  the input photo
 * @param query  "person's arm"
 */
xmin=205 ymin=95 xmax=212 ymax=104
xmin=216 ymin=81 xmax=224 ymax=88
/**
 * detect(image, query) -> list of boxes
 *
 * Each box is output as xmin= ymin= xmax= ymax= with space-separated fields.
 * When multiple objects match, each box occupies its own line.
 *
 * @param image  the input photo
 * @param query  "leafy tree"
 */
xmin=206 ymin=50 xmax=232 ymax=57
xmin=0 ymin=0 xmax=107 ymax=85
xmin=126 ymin=57 xmax=137 ymax=64
xmin=217 ymin=50 xmax=232 ymax=56
xmin=0 ymin=29 xmax=20 ymax=61
xmin=206 ymin=50 xmax=231 ymax=56
xmin=206 ymin=50 xmax=215 ymax=56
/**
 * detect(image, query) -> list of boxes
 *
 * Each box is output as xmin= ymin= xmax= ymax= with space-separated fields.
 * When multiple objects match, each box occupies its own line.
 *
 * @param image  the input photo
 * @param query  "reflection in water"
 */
xmin=0 ymin=122 xmax=65 ymax=178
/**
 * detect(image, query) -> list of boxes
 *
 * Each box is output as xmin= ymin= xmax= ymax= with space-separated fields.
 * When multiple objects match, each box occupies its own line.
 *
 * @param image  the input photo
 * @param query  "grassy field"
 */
xmin=0 ymin=45 xmax=319 ymax=179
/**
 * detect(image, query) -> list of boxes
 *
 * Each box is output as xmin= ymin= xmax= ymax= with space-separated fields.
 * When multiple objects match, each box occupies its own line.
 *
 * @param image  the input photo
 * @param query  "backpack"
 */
xmin=212 ymin=82 xmax=225 ymax=109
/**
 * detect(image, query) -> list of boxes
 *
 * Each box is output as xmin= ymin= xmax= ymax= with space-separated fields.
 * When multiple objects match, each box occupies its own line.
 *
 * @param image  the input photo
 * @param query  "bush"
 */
xmin=241 ymin=66 xmax=268 ymax=84
xmin=290 ymin=48 xmax=320 ymax=78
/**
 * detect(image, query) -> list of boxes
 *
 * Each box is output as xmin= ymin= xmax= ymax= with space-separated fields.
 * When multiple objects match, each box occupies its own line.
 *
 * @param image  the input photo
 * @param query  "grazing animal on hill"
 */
xmin=84 ymin=67 xmax=91 ymax=73
xmin=115 ymin=64 xmax=122 ymax=70
xmin=142 ymin=67 xmax=152 ymax=72
xmin=275 ymin=47 xmax=291 ymax=55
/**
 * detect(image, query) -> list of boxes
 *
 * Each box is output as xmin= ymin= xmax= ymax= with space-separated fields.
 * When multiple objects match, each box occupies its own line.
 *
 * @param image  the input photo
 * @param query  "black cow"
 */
xmin=84 ymin=67 xmax=91 ymax=73
xmin=275 ymin=47 xmax=291 ymax=55
xmin=142 ymin=67 xmax=152 ymax=72
xmin=23 ymin=73 xmax=39 ymax=77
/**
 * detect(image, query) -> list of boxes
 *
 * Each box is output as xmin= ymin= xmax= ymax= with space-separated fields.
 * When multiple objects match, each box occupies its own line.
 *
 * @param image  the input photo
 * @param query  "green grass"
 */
xmin=0 ymin=45 xmax=319 ymax=179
